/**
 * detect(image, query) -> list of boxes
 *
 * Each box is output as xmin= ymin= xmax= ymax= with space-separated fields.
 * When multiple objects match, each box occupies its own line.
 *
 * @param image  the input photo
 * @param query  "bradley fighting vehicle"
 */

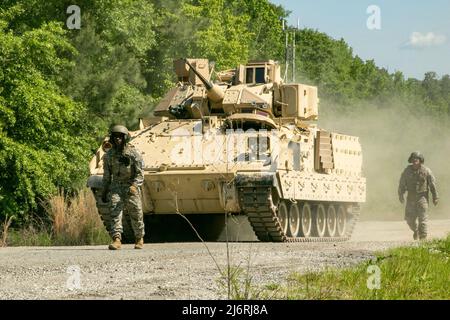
xmin=88 ymin=58 xmax=366 ymax=242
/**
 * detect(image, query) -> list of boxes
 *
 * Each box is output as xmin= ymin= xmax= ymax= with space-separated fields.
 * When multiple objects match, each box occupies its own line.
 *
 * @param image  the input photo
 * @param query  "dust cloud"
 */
xmin=319 ymin=100 xmax=450 ymax=221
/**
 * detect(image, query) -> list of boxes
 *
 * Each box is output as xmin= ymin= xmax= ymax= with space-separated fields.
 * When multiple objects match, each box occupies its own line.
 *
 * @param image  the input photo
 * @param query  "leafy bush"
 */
xmin=0 ymin=14 xmax=92 ymax=222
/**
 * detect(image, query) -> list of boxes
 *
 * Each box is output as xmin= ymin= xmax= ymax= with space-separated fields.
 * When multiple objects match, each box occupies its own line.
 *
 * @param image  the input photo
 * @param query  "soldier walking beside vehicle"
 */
xmin=101 ymin=125 xmax=145 ymax=250
xmin=398 ymin=151 xmax=438 ymax=240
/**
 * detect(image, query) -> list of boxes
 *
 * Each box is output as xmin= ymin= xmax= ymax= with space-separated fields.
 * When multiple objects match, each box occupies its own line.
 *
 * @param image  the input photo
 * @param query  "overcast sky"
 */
xmin=270 ymin=0 xmax=450 ymax=80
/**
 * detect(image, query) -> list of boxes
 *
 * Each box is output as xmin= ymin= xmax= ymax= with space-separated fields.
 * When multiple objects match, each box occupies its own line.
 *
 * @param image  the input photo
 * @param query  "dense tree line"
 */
xmin=0 ymin=0 xmax=449 ymax=222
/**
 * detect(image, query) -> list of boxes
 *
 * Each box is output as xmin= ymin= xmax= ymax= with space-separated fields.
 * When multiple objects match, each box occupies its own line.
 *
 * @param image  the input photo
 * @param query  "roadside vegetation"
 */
xmin=219 ymin=235 xmax=450 ymax=300
xmin=255 ymin=235 xmax=450 ymax=300
xmin=217 ymin=265 xmax=275 ymax=300
xmin=1 ymin=189 xmax=109 ymax=246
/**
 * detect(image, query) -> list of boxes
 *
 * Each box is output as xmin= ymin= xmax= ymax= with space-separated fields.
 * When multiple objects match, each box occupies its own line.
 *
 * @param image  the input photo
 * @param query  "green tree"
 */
xmin=181 ymin=0 xmax=252 ymax=70
xmin=1 ymin=0 xmax=156 ymax=134
xmin=0 ymin=14 xmax=92 ymax=221
xmin=59 ymin=0 xmax=156 ymax=134
xmin=145 ymin=0 xmax=275 ymax=99
xmin=240 ymin=0 xmax=288 ymax=61
xmin=440 ymin=74 xmax=450 ymax=114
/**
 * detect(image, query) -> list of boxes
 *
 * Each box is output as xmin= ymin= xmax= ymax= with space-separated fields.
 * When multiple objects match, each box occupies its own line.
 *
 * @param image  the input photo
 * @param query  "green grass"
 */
xmin=276 ymin=235 xmax=450 ymax=300
xmin=7 ymin=226 xmax=54 ymax=247
xmin=5 ymin=224 xmax=110 ymax=247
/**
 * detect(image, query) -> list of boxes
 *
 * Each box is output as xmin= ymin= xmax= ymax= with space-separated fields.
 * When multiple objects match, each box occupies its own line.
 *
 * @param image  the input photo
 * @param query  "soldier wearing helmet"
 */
xmin=101 ymin=125 xmax=145 ymax=250
xmin=398 ymin=151 xmax=438 ymax=240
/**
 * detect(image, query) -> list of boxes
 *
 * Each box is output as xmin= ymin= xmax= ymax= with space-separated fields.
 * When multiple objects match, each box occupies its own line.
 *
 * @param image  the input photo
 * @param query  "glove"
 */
xmin=129 ymin=184 xmax=138 ymax=195
xmin=399 ymin=195 xmax=404 ymax=204
xmin=101 ymin=190 xmax=108 ymax=203
xmin=433 ymin=198 xmax=438 ymax=206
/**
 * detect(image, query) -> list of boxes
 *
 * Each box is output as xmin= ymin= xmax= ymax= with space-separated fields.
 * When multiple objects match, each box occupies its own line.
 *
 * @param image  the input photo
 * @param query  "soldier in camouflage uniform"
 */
xmin=101 ymin=125 xmax=145 ymax=250
xmin=398 ymin=151 xmax=438 ymax=240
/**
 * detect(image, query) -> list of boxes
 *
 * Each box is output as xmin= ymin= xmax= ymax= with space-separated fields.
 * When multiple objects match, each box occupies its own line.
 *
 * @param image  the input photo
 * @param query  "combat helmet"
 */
xmin=408 ymin=151 xmax=424 ymax=164
xmin=110 ymin=124 xmax=130 ymax=142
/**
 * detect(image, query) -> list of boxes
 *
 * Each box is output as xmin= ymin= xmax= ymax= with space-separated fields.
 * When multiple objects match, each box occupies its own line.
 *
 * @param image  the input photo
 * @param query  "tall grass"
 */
xmin=5 ymin=189 xmax=109 ymax=246
xmin=46 ymin=189 xmax=110 ymax=245
xmin=7 ymin=223 xmax=53 ymax=247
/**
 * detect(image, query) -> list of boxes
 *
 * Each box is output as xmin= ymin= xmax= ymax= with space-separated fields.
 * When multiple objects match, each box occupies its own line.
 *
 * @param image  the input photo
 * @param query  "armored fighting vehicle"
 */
xmin=88 ymin=58 xmax=365 ymax=242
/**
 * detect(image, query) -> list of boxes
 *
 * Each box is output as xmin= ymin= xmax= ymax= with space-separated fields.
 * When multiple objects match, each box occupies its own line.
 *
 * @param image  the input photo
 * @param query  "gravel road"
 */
xmin=0 ymin=219 xmax=449 ymax=300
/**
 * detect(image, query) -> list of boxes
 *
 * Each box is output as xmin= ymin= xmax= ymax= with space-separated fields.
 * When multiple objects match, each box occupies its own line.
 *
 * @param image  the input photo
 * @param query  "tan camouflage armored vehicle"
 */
xmin=88 ymin=58 xmax=366 ymax=242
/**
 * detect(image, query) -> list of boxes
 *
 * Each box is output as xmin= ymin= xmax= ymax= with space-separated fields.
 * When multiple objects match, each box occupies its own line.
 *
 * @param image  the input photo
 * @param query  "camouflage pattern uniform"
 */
xmin=103 ymin=144 xmax=145 ymax=240
xmin=398 ymin=165 xmax=438 ymax=239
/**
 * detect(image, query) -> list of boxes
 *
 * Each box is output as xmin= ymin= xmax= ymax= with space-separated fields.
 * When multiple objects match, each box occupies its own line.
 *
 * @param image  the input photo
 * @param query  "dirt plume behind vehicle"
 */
xmin=320 ymin=100 xmax=450 ymax=221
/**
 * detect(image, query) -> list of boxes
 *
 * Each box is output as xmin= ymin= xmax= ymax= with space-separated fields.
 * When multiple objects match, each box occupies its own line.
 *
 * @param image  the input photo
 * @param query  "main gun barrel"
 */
xmin=184 ymin=58 xmax=224 ymax=103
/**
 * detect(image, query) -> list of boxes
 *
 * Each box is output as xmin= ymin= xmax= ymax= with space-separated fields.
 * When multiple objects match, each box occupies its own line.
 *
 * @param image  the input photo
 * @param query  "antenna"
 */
xmin=292 ymin=21 xmax=295 ymax=83
xmin=293 ymin=18 xmax=300 ymax=83
xmin=282 ymin=19 xmax=288 ymax=82
xmin=281 ymin=18 xmax=301 ymax=83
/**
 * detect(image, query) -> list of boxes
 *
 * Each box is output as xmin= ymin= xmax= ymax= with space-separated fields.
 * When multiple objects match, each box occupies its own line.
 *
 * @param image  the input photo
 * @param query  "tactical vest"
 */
xmin=109 ymin=147 xmax=136 ymax=185
xmin=404 ymin=166 xmax=429 ymax=196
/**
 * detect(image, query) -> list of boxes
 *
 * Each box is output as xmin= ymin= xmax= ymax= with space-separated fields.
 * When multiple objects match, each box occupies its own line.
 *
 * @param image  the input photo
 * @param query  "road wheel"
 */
xmin=277 ymin=201 xmax=289 ymax=235
xmin=326 ymin=205 xmax=337 ymax=237
xmin=336 ymin=205 xmax=347 ymax=237
xmin=312 ymin=204 xmax=326 ymax=237
xmin=299 ymin=203 xmax=312 ymax=237
xmin=288 ymin=202 xmax=300 ymax=237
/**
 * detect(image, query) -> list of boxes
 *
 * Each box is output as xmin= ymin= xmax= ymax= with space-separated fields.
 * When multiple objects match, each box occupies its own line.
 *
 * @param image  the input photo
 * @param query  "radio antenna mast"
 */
xmin=292 ymin=18 xmax=299 ymax=83
xmin=283 ymin=19 xmax=288 ymax=82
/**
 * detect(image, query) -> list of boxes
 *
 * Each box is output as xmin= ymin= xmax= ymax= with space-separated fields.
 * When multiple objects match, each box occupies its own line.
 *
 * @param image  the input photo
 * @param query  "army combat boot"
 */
xmin=419 ymin=234 xmax=427 ymax=241
xmin=134 ymin=238 xmax=144 ymax=249
xmin=108 ymin=236 xmax=122 ymax=250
